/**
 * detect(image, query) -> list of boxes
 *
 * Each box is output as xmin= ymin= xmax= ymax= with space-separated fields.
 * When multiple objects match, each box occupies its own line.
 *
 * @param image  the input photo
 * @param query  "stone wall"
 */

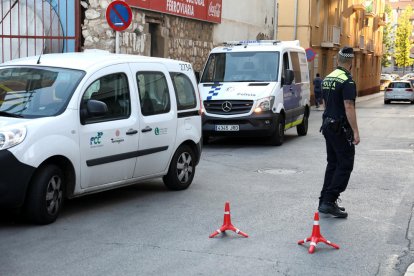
xmin=81 ymin=0 xmax=214 ymax=71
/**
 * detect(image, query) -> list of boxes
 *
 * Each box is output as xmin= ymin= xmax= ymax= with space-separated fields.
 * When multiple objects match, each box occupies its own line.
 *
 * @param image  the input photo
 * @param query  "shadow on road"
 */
xmin=0 ymin=180 xmax=171 ymax=226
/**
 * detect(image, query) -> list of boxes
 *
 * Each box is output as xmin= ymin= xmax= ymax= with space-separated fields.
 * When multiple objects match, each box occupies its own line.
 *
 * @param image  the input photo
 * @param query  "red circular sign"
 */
xmin=106 ymin=1 xmax=133 ymax=32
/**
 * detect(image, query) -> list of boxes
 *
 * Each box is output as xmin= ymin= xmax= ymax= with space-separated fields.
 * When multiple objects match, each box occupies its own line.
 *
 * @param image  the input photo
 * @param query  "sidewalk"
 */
xmin=311 ymin=91 xmax=383 ymax=111
xmin=355 ymin=91 xmax=383 ymax=103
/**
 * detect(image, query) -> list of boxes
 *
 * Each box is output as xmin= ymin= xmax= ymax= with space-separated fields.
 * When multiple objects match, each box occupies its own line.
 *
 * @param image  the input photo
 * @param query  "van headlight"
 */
xmin=254 ymin=96 xmax=275 ymax=113
xmin=0 ymin=127 xmax=27 ymax=150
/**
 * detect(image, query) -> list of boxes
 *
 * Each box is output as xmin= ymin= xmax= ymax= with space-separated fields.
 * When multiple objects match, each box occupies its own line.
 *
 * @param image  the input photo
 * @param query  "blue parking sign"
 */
xmin=106 ymin=1 xmax=133 ymax=32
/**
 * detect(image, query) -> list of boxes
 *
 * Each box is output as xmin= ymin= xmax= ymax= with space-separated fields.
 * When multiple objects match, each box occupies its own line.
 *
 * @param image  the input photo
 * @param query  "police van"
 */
xmin=0 ymin=52 xmax=202 ymax=224
xmin=198 ymin=40 xmax=310 ymax=145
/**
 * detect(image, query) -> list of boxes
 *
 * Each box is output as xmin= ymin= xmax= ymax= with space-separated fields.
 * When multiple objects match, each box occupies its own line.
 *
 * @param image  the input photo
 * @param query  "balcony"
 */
xmin=352 ymin=4 xmax=366 ymax=12
xmin=359 ymin=35 xmax=365 ymax=50
xmin=321 ymin=25 xmax=341 ymax=48
xmin=367 ymin=39 xmax=374 ymax=52
xmin=377 ymin=16 xmax=386 ymax=27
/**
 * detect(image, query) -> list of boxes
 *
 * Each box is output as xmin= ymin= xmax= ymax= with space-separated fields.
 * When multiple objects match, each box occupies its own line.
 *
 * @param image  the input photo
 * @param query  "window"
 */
xmin=82 ymin=73 xmax=130 ymax=123
xmin=200 ymin=52 xmax=280 ymax=83
xmin=170 ymin=73 xmax=196 ymax=110
xmin=388 ymin=82 xmax=411 ymax=89
xmin=0 ymin=67 xmax=84 ymax=118
xmin=282 ymin=52 xmax=290 ymax=85
xmin=136 ymin=72 xmax=170 ymax=116
xmin=290 ymin=52 xmax=302 ymax=83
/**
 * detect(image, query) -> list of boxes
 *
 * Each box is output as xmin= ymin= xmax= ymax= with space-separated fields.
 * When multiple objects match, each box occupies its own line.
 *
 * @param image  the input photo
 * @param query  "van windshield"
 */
xmin=200 ymin=51 xmax=280 ymax=83
xmin=0 ymin=66 xmax=84 ymax=118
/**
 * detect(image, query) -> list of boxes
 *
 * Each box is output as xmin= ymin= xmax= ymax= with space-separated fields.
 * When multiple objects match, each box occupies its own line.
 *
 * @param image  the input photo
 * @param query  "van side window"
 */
xmin=290 ymin=52 xmax=302 ymax=83
xmin=282 ymin=52 xmax=290 ymax=85
xmin=136 ymin=72 xmax=170 ymax=116
xmin=170 ymin=73 xmax=196 ymax=110
xmin=82 ymin=73 xmax=130 ymax=123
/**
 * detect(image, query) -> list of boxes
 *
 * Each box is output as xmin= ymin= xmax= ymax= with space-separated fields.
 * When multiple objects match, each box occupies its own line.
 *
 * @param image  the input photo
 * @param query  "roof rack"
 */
xmin=222 ymin=40 xmax=301 ymax=47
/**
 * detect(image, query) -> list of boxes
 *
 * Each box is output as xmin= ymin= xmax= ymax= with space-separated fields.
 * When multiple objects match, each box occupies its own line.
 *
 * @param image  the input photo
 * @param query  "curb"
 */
xmin=311 ymin=92 xmax=383 ymax=110
xmin=355 ymin=91 xmax=383 ymax=103
xmin=405 ymin=263 xmax=414 ymax=276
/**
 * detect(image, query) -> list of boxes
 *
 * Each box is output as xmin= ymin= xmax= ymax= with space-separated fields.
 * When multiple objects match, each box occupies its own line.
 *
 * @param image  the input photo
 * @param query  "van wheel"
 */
xmin=384 ymin=100 xmax=390 ymax=104
xmin=297 ymin=113 xmax=309 ymax=136
xmin=163 ymin=145 xmax=195 ymax=190
xmin=269 ymin=114 xmax=285 ymax=146
xmin=25 ymin=165 xmax=64 ymax=224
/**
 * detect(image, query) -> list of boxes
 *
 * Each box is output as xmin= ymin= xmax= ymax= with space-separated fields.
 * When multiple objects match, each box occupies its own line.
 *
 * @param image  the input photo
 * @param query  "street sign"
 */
xmin=305 ymin=48 xmax=316 ymax=62
xmin=106 ymin=1 xmax=133 ymax=32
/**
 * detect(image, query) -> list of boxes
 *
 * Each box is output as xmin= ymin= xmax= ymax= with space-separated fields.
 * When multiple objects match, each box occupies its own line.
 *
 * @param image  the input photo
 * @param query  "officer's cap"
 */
xmin=339 ymin=46 xmax=354 ymax=59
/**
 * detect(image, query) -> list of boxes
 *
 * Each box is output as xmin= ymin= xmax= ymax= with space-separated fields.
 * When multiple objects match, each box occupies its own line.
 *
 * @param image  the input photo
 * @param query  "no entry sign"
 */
xmin=106 ymin=1 xmax=133 ymax=32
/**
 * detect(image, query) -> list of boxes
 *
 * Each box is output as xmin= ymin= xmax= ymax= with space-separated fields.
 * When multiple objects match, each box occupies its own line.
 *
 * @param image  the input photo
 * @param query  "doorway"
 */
xmin=149 ymin=23 xmax=164 ymax=58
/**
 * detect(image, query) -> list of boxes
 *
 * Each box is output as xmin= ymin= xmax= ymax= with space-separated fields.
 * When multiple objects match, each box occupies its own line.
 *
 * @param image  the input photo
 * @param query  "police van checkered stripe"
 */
xmin=207 ymin=85 xmax=222 ymax=100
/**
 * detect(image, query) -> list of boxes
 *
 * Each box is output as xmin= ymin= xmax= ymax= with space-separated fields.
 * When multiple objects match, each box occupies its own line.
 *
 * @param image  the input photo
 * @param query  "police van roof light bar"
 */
xmin=222 ymin=40 xmax=302 ymax=47
xmin=222 ymin=40 xmax=281 ymax=46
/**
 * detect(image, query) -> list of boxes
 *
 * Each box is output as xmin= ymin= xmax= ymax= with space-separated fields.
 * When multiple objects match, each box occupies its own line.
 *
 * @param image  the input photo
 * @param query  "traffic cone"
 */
xmin=297 ymin=212 xmax=340 ymax=254
xmin=209 ymin=202 xmax=248 ymax=238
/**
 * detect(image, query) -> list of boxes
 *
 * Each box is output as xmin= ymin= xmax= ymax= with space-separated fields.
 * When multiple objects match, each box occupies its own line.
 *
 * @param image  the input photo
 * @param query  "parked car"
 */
xmin=380 ymin=74 xmax=393 ymax=91
xmin=384 ymin=80 xmax=414 ymax=104
xmin=0 ymin=52 xmax=203 ymax=224
xmin=408 ymin=78 xmax=414 ymax=87
xmin=401 ymin=73 xmax=414 ymax=80
xmin=390 ymin=74 xmax=400 ymax=80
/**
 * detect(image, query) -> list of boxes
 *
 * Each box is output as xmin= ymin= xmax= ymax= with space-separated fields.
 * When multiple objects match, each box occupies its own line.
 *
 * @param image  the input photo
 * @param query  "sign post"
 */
xmin=106 ymin=1 xmax=133 ymax=54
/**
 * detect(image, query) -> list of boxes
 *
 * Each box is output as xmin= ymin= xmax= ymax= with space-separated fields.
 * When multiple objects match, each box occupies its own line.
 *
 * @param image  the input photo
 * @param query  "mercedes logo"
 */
xmin=222 ymin=101 xmax=232 ymax=112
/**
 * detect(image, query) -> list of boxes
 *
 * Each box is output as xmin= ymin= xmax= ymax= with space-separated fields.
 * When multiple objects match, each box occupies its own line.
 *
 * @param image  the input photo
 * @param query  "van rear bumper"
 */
xmin=202 ymin=112 xmax=278 ymax=137
xmin=0 ymin=150 xmax=35 ymax=208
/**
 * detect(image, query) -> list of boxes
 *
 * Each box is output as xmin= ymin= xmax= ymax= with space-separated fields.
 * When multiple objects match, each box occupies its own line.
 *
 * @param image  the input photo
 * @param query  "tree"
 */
xmin=381 ymin=4 xmax=393 ymax=68
xmin=394 ymin=5 xmax=413 ymax=74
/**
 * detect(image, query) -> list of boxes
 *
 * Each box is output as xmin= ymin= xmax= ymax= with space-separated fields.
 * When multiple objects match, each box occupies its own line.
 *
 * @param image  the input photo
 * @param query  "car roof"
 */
xmin=0 ymin=51 xmax=190 ymax=72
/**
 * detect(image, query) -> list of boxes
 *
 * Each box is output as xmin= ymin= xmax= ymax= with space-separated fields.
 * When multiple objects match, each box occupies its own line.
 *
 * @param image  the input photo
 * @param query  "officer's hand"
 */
xmin=353 ymin=132 xmax=360 ymax=145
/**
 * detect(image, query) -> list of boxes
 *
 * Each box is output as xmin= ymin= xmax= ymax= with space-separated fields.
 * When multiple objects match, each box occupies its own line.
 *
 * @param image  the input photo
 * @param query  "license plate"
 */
xmin=215 ymin=125 xmax=239 ymax=131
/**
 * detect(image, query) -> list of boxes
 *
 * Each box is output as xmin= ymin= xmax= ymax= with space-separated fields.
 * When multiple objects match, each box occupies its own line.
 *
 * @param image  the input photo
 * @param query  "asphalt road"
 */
xmin=1 ymin=92 xmax=413 ymax=276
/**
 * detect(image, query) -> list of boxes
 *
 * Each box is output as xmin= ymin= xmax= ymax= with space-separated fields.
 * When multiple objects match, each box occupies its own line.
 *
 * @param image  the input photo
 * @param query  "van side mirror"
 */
xmin=284 ymin=69 xmax=294 ymax=85
xmin=80 ymin=99 xmax=108 ymax=123
xmin=87 ymin=100 xmax=108 ymax=116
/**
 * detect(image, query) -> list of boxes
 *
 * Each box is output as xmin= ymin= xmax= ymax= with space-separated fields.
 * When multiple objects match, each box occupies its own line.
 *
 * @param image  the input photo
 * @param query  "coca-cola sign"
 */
xmin=125 ymin=0 xmax=222 ymax=23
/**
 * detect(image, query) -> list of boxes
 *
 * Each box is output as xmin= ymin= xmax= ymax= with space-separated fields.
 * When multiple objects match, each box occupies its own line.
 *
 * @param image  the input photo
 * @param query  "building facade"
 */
xmin=212 ymin=0 xmax=276 ymax=44
xmin=82 ymin=0 xmax=276 ymax=72
xmin=278 ymin=0 xmax=385 ymax=97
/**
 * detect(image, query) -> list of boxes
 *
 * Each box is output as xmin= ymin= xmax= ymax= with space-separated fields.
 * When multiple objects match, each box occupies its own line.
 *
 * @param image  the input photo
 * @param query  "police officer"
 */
xmin=318 ymin=46 xmax=360 ymax=218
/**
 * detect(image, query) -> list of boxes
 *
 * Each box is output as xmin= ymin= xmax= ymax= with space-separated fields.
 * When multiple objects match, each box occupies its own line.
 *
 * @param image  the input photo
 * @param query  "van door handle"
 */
xmin=126 ymin=129 xmax=138 ymax=135
xmin=141 ymin=126 xmax=152 ymax=133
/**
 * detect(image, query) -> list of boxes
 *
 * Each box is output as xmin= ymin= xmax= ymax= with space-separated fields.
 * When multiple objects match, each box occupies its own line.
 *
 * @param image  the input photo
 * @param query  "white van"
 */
xmin=0 ymin=52 xmax=202 ymax=224
xmin=198 ymin=40 xmax=310 ymax=145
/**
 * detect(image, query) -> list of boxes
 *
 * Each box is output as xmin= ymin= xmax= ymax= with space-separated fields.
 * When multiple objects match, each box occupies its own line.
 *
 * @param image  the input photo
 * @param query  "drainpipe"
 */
xmin=274 ymin=0 xmax=278 ymax=40
xmin=294 ymin=0 xmax=299 ymax=40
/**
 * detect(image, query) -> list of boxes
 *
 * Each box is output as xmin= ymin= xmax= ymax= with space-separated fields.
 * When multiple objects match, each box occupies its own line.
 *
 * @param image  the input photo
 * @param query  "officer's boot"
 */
xmin=335 ymin=198 xmax=345 ymax=211
xmin=318 ymin=201 xmax=348 ymax=218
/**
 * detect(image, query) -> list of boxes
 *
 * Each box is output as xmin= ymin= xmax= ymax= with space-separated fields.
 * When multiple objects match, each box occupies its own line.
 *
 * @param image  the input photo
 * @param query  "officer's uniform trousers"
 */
xmin=320 ymin=125 xmax=355 ymax=203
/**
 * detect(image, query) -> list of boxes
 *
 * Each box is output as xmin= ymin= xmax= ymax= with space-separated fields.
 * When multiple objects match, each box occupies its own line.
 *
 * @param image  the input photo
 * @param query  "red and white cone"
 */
xmin=298 ymin=212 xmax=340 ymax=254
xmin=209 ymin=202 xmax=248 ymax=238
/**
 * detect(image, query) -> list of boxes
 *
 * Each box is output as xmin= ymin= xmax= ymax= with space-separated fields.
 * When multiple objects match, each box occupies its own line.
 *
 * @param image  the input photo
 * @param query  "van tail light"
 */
xmin=386 ymin=88 xmax=393 ymax=92
xmin=406 ymin=88 xmax=413 ymax=92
